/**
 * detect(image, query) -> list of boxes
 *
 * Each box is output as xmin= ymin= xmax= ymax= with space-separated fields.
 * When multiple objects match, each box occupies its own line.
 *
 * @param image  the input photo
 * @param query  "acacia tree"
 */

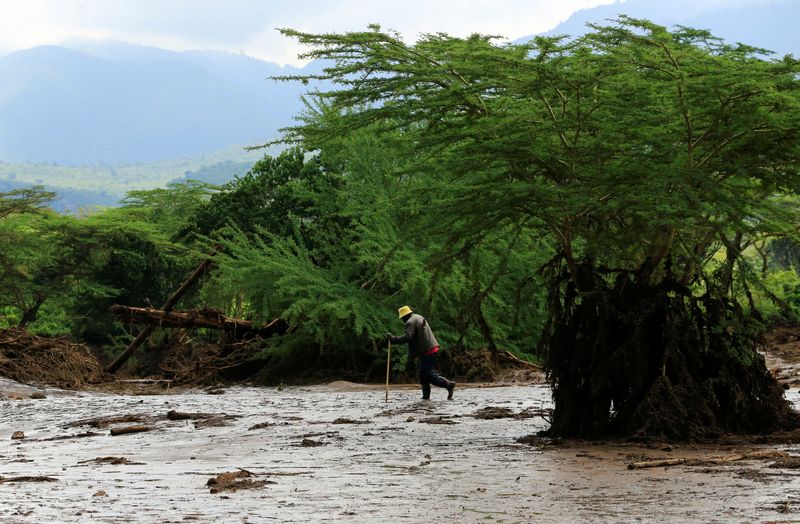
xmin=0 ymin=184 xmax=205 ymax=338
xmin=277 ymin=18 xmax=800 ymax=438
xmin=197 ymin=131 xmax=545 ymax=380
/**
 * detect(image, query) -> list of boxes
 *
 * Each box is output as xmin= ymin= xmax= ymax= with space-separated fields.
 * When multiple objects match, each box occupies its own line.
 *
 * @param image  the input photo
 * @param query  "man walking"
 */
xmin=387 ymin=306 xmax=455 ymax=400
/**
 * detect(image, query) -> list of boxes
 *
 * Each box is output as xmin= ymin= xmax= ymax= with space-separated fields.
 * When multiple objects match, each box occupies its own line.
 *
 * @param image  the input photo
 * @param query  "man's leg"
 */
xmin=421 ymin=354 xmax=455 ymax=399
xmin=420 ymin=382 xmax=431 ymax=400
xmin=419 ymin=356 xmax=433 ymax=399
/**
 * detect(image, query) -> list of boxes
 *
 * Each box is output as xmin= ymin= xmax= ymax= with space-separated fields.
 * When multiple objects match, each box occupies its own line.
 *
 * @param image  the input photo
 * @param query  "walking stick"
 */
xmin=385 ymin=340 xmax=391 ymax=403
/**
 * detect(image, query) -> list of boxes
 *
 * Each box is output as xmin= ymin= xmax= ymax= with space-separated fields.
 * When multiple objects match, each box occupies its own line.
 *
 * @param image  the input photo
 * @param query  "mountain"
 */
xmin=0 ymin=43 xmax=314 ymax=165
xmin=535 ymin=0 xmax=799 ymax=56
xmin=0 ymin=1 xmax=796 ymax=168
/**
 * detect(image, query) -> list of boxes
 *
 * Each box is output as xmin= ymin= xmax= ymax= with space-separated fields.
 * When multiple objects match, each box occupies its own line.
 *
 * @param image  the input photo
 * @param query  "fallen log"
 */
xmin=78 ymin=457 xmax=145 ymax=465
xmin=107 ymin=256 xmax=215 ymax=373
xmin=627 ymin=457 xmax=689 ymax=469
xmin=68 ymin=414 xmax=145 ymax=429
xmin=500 ymin=350 xmax=543 ymax=370
xmin=110 ymin=425 xmax=151 ymax=436
xmin=0 ymin=476 xmax=58 ymax=484
xmin=167 ymin=410 xmax=214 ymax=421
xmin=627 ymin=449 xmax=789 ymax=470
xmin=110 ymin=306 xmax=288 ymax=339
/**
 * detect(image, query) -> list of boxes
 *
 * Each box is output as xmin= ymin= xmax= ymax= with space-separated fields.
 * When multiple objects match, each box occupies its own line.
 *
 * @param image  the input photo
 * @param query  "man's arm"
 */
xmin=390 ymin=320 xmax=415 ymax=344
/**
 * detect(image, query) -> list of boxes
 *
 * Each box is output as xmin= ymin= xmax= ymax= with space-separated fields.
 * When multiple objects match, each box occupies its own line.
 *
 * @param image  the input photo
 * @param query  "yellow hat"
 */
xmin=398 ymin=305 xmax=413 ymax=319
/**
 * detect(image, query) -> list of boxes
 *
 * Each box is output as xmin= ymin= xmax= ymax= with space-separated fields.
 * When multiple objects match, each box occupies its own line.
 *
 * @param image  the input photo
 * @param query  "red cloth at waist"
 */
xmin=424 ymin=345 xmax=439 ymax=356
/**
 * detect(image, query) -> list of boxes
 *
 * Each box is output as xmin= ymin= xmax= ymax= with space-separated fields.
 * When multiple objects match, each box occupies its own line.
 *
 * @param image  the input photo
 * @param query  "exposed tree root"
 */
xmin=543 ymin=272 xmax=800 ymax=439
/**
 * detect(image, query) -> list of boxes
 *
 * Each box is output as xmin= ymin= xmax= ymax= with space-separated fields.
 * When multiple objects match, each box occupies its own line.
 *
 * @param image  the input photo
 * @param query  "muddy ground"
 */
xmin=2 ymin=324 xmax=800 ymax=523
xmin=2 ymin=377 xmax=800 ymax=523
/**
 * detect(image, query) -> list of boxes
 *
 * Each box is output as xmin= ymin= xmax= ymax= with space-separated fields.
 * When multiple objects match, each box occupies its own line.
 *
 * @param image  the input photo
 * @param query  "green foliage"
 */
xmin=200 ymin=125 xmax=546 ymax=362
xmin=769 ymin=237 xmax=800 ymax=273
xmin=272 ymin=19 xmax=800 ymax=435
xmin=120 ymin=180 xmax=217 ymax=240
xmin=752 ymin=269 xmax=800 ymax=319
xmin=191 ymin=148 xmax=340 ymax=239
xmin=277 ymin=17 xmax=800 ymax=324
xmin=0 ymin=183 xmax=203 ymax=342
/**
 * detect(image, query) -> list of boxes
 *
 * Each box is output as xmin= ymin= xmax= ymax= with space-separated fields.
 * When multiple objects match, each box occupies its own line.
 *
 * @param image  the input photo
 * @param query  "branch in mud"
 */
xmin=627 ymin=449 xmax=788 ymax=470
xmin=110 ymin=305 xmax=288 ymax=339
xmin=0 ymin=476 xmax=58 ymax=484
xmin=109 ymin=425 xmax=152 ymax=436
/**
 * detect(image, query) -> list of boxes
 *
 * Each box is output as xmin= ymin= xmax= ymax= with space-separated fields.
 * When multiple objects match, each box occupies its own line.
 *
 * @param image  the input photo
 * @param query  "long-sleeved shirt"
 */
xmin=390 ymin=313 xmax=439 ymax=359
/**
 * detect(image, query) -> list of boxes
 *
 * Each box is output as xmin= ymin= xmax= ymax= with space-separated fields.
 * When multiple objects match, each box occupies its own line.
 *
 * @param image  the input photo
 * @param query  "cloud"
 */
xmin=0 ymin=0 xmax=626 ymax=65
xmin=2 ymin=0 xmax=785 ymax=65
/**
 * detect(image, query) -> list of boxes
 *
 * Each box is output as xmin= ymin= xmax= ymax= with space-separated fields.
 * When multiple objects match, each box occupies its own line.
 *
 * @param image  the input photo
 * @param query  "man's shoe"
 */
xmin=447 ymin=382 xmax=455 ymax=400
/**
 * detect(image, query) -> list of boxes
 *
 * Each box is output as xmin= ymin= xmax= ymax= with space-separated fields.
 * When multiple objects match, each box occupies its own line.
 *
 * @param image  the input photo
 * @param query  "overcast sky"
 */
xmin=0 ymin=0 xmax=779 ymax=65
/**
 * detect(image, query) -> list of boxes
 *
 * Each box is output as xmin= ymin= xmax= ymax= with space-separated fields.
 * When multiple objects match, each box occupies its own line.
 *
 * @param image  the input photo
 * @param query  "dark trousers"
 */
xmin=419 ymin=352 xmax=451 ymax=399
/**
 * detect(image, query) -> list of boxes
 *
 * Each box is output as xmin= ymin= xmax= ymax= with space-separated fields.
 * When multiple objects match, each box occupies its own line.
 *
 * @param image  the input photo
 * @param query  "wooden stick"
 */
xmin=501 ymin=350 xmax=542 ymax=370
xmin=627 ymin=449 xmax=788 ymax=470
xmin=385 ymin=341 xmax=391 ymax=403
xmin=704 ymin=450 xmax=787 ymax=464
xmin=110 ymin=425 xmax=152 ymax=436
xmin=627 ymin=458 xmax=689 ymax=469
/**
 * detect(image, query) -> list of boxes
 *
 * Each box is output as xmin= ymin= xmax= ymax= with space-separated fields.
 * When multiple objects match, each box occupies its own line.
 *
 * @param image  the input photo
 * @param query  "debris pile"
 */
xmin=206 ymin=470 xmax=275 ymax=494
xmin=0 ymin=327 xmax=104 ymax=388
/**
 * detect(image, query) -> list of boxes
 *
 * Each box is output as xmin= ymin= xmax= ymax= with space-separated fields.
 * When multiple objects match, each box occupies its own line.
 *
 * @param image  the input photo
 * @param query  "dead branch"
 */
xmin=0 ymin=476 xmax=58 ymax=483
xmin=109 ymin=425 xmax=152 ymax=436
xmin=627 ymin=449 xmax=788 ymax=470
xmin=499 ymin=350 xmax=543 ymax=370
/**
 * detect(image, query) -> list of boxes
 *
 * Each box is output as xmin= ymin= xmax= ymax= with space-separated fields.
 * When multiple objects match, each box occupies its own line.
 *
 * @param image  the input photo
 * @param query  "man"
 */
xmin=386 ymin=306 xmax=455 ymax=400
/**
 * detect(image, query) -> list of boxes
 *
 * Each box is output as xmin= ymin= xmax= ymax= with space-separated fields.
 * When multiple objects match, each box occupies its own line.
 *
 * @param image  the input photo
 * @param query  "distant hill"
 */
xmin=0 ymin=43 xmax=314 ymax=165
xmin=0 ymin=145 xmax=267 ymax=212
xmin=533 ymin=0 xmax=799 ymax=56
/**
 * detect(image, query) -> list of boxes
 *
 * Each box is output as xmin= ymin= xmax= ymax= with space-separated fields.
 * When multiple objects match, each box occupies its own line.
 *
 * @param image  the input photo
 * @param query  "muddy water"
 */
xmin=1 ymin=381 xmax=800 ymax=523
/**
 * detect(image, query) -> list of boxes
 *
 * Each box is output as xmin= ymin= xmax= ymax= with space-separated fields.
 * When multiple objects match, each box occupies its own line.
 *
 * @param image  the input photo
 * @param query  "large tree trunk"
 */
xmin=543 ymin=269 xmax=799 ymax=439
xmin=106 ymin=256 xmax=214 ymax=374
xmin=110 ymin=305 xmax=288 ymax=339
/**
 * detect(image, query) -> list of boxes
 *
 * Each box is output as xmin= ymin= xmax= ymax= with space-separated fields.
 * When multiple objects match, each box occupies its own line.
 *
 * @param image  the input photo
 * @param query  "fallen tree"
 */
xmin=106 ymin=255 xmax=215 ymax=373
xmin=110 ymin=305 xmax=288 ymax=339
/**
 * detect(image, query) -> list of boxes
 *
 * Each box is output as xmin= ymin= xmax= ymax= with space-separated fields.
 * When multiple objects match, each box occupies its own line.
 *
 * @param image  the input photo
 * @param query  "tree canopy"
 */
xmin=275 ymin=17 xmax=800 ymax=437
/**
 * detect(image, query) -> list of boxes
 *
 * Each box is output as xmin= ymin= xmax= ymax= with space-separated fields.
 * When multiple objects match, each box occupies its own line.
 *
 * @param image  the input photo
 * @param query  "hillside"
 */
xmin=536 ymin=0 xmax=799 ymax=55
xmin=0 ymin=44 xmax=312 ymax=165
xmin=0 ymin=145 xmax=266 ymax=212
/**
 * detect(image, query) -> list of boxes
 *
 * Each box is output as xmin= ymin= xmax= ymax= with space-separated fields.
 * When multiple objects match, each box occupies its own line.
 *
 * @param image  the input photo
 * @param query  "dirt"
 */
xmin=206 ymin=470 xmax=275 ymax=494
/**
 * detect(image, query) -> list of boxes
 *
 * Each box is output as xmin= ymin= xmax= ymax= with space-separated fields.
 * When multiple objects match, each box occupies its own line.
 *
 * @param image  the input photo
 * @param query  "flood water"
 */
xmin=2 ymin=380 xmax=800 ymax=523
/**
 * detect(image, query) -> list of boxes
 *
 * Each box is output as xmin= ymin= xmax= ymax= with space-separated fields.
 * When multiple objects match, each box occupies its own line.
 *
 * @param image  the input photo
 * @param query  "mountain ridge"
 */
xmin=0 ymin=44 xmax=310 ymax=165
xmin=0 ymin=1 xmax=796 ymax=167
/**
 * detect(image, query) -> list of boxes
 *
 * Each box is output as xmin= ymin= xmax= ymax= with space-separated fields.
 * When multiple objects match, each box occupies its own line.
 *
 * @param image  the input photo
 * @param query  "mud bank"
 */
xmin=2 ymin=382 xmax=800 ymax=523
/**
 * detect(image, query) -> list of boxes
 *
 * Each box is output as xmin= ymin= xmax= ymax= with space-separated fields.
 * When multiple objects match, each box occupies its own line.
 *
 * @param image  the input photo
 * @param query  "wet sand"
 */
xmin=2 ymin=379 xmax=800 ymax=523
